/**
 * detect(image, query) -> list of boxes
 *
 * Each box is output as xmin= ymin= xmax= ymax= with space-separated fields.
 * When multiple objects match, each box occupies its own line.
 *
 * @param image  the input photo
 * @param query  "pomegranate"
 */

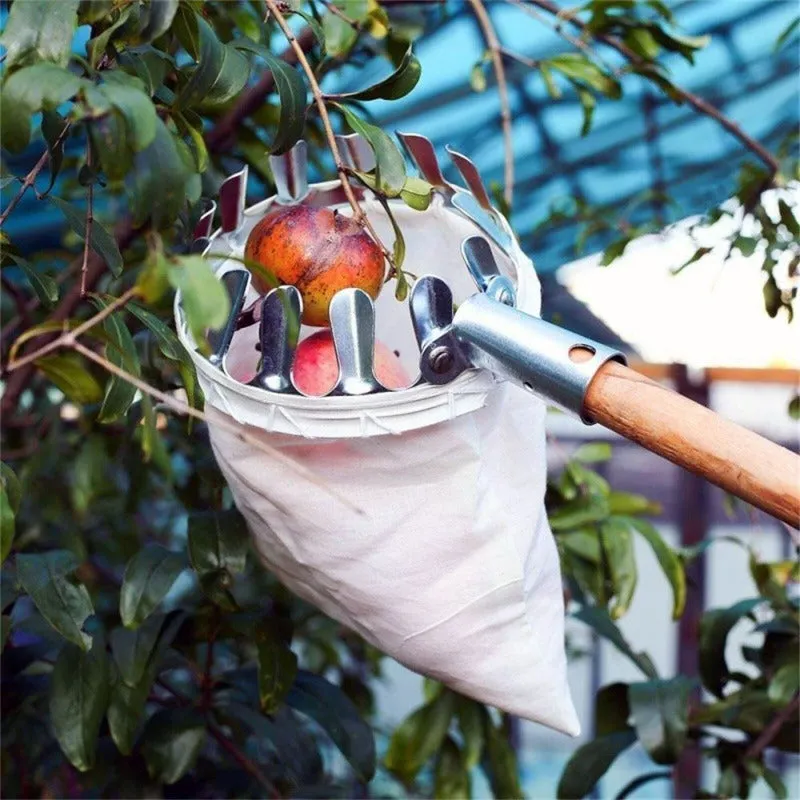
xmin=244 ymin=205 xmax=385 ymax=327
xmin=292 ymin=330 xmax=410 ymax=396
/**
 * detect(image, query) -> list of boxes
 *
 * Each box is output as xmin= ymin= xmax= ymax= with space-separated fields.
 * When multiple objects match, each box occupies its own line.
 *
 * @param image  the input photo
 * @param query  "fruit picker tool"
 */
xmin=193 ymin=140 xmax=800 ymax=528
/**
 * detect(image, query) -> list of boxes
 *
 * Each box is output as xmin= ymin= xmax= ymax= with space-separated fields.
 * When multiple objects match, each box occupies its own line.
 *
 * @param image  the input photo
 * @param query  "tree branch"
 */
xmin=208 ymin=724 xmax=280 ymax=799
xmin=205 ymin=27 xmax=318 ymax=154
xmin=1 ymin=275 xmax=32 ymax=332
xmin=0 ymin=124 xmax=70 ymax=229
xmin=263 ymin=0 xmax=396 ymax=273
xmin=80 ymin=146 xmax=95 ymax=297
xmin=527 ymin=0 xmax=781 ymax=175
xmin=469 ymin=0 xmax=514 ymax=207
xmin=743 ymin=691 xmax=800 ymax=761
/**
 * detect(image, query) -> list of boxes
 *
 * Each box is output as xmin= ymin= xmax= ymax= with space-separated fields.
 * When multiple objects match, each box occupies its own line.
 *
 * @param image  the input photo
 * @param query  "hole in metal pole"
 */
xmin=569 ymin=345 xmax=596 ymax=364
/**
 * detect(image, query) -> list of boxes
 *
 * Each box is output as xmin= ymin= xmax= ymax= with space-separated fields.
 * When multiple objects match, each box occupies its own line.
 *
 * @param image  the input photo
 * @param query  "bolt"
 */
xmin=429 ymin=345 xmax=454 ymax=375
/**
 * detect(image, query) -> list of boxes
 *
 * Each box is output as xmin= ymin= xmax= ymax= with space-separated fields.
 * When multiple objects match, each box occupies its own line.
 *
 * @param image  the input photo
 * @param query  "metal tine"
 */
xmin=461 ymin=236 xmax=516 ymax=306
xmin=250 ymin=286 xmax=302 ymax=393
xmin=336 ymin=133 xmax=376 ymax=173
xmin=397 ymin=131 xmax=455 ymax=195
xmin=190 ymin=236 xmax=211 ymax=255
xmin=445 ymin=146 xmax=493 ymax=211
xmin=219 ymin=166 xmax=249 ymax=233
xmin=410 ymin=276 xmax=471 ymax=385
xmin=269 ymin=140 xmax=309 ymax=205
xmin=328 ymin=289 xmax=386 ymax=396
xmin=209 ymin=269 xmax=251 ymax=369
xmin=193 ymin=199 xmax=217 ymax=242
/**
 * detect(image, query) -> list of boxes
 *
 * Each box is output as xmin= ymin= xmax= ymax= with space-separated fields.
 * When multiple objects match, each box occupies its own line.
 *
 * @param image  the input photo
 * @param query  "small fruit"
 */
xmin=292 ymin=330 xmax=410 ymax=395
xmin=245 ymin=205 xmax=385 ymax=327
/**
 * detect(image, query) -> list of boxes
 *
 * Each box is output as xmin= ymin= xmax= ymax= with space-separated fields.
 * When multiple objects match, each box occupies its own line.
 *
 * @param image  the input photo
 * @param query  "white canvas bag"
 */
xmin=176 ymin=189 xmax=581 ymax=736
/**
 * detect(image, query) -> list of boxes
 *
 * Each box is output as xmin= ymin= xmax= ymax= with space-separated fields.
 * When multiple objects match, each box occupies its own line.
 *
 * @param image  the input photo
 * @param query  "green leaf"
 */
xmin=549 ymin=495 xmax=610 ymax=531
xmin=256 ymin=628 xmax=299 ymax=714
xmin=768 ymin=664 xmax=799 ymax=705
xmin=188 ymin=509 xmax=249 ymax=577
xmin=0 ymin=483 xmax=14 ymax=565
xmin=0 ymin=0 xmax=79 ymax=70
xmin=50 ymin=638 xmax=110 ymax=772
xmin=540 ymin=63 xmax=561 ymax=98
xmin=0 ymin=64 xmax=83 ymax=152
xmin=557 ymin=729 xmax=636 ymax=799
xmin=87 ymin=6 xmax=133 ymax=68
xmin=35 ymin=352 xmax=104 ymax=404
xmin=574 ymin=442 xmax=612 ymax=463
xmin=88 ymin=297 xmax=141 ymax=424
xmin=607 ymin=492 xmax=660 ymax=516
xmin=127 ymin=302 xmax=198 ymax=409
xmin=173 ymin=4 xmax=200 ymax=59
xmin=385 ymin=690 xmax=454 ymax=781
xmin=624 ymin=27 xmax=661 ymax=59
xmin=559 ymin=529 xmax=602 ymax=563
xmin=763 ymin=273 xmax=782 ymax=319
xmin=8 ymin=254 xmax=58 ymax=307
xmin=601 ymin=237 xmax=632 ymax=266
xmin=119 ymin=544 xmax=185 ymax=629
xmin=137 ymin=394 xmax=172 ymax=477
xmin=400 ymin=176 xmax=434 ymax=211
xmin=88 ymin=110 xmax=134 ymax=182
xmin=334 ymin=103 xmax=406 ymax=195
xmin=627 ymin=518 xmax=686 ymax=619
xmin=141 ymin=708 xmax=206 ymax=785
xmin=778 ymin=199 xmax=800 ymax=237
xmin=650 ymin=25 xmax=710 ymax=63
xmin=0 ymin=463 xmax=22 ymax=515
xmin=574 ymin=605 xmax=658 ymax=678
xmin=774 ymin=16 xmax=800 ymax=52
xmin=167 ymin=255 xmax=230 ymax=345
xmin=287 ymin=670 xmax=376 ymax=780
xmin=470 ymin=62 xmax=487 ymax=93
xmin=601 ymin=518 xmax=637 ymax=619
xmin=434 ymin=738 xmax=471 ymax=799
xmin=334 ymin=46 xmax=421 ymax=101
xmin=98 ymin=73 xmax=158 ymax=152
xmin=549 ymin=53 xmax=621 ymax=98
xmin=176 ymin=16 xmax=250 ymax=110
xmin=138 ymin=0 xmax=179 ymax=43
xmin=763 ymin=765 xmax=789 ymax=799
xmin=673 ymin=246 xmax=713 ymax=274
xmin=484 ymin=718 xmax=523 ymax=799
xmin=574 ymin=81 xmax=597 ymax=137
xmin=595 ymin=682 xmax=630 ymax=736
xmin=627 ymin=676 xmax=694 ymax=764
xmin=455 ymin=697 xmax=484 ymax=769
xmin=788 ymin=395 xmax=800 ymax=420
xmin=127 ymin=117 xmax=194 ymax=230
xmin=322 ymin=2 xmax=365 ymax=57
xmin=108 ymin=612 xmax=184 ymax=754
xmin=41 ymin=110 xmax=68 ymax=194
xmin=232 ymin=41 xmax=307 ymax=155
xmin=16 ymin=550 xmax=94 ymax=650
xmin=699 ymin=597 xmax=762 ymax=697
xmin=733 ymin=235 xmax=759 ymax=257
xmin=49 ymin=196 xmax=124 ymax=276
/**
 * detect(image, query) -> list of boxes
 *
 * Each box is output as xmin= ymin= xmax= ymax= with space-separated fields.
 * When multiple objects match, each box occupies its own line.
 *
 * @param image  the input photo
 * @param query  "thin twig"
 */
xmin=80 ymin=147 xmax=94 ymax=297
xmin=209 ymin=724 xmax=280 ymax=799
xmin=468 ymin=0 xmax=514 ymax=208
xmin=263 ymin=0 xmax=397 ymax=273
xmin=743 ymin=691 xmax=800 ymax=761
xmin=6 ymin=286 xmax=139 ymax=372
xmin=0 ymin=124 xmax=70 ymax=229
xmin=499 ymin=45 xmax=540 ymax=70
xmin=68 ymin=339 xmax=363 ymax=515
xmin=527 ymin=0 xmax=781 ymax=175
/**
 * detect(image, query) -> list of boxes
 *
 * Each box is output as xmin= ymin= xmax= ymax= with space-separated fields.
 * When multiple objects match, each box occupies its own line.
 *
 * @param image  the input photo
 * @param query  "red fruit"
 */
xmin=292 ymin=330 xmax=410 ymax=396
xmin=244 ymin=205 xmax=385 ymax=327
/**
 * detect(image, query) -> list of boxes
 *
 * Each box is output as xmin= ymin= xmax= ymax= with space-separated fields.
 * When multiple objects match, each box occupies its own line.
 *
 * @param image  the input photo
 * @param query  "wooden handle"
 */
xmin=583 ymin=361 xmax=800 ymax=527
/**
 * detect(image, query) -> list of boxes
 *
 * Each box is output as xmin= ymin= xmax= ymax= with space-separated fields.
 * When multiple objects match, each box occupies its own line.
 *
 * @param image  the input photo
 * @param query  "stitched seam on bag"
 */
xmin=399 ymin=577 xmax=523 ymax=645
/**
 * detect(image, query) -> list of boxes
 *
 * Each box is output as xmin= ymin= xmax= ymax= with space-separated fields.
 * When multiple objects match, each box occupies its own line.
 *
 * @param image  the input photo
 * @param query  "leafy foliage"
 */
xmin=0 ymin=1 xmax=796 ymax=798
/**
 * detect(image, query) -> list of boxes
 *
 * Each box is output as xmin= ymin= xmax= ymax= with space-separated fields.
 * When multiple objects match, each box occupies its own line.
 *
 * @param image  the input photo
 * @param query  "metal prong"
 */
xmin=397 ymin=131 xmax=454 ymax=195
xmin=451 ymin=192 xmax=513 ymax=253
xmin=194 ymin=199 xmax=217 ymax=241
xmin=461 ymin=236 xmax=516 ymax=306
xmin=329 ymin=289 xmax=385 ymax=395
xmin=190 ymin=236 xmax=211 ymax=255
xmin=336 ymin=133 xmax=376 ymax=172
xmin=410 ymin=276 xmax=471 ymax=385
xmin=270 ymin=140 xmax=309 ymax=204
xmin=219 ymin=166 xmax=248 ymax=233
xmin=445 ymin=146 xmax=492 ymax=210
xmin=250 ymin=286 xmax=301 ymax=393
xmin=209 ymin=270 xmax=251 ymax=368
